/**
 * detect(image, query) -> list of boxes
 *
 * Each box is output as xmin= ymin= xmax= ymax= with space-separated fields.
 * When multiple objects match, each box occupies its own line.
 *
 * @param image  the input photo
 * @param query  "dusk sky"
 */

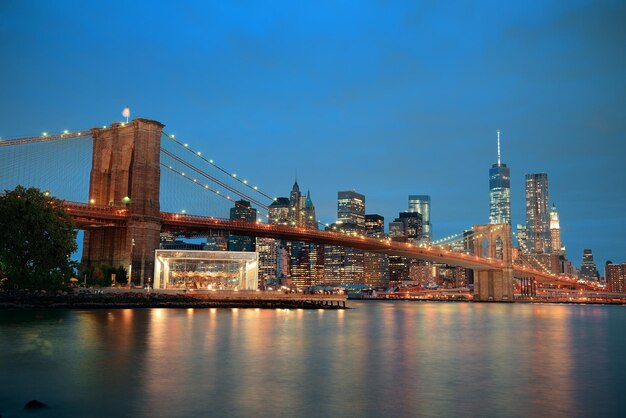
xmin=1 ymin=0 xmax=625 ymax=271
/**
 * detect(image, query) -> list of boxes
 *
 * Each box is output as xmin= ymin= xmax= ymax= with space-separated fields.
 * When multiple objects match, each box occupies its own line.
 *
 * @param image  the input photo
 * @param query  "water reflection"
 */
xmin=0 ymin=304 xmax=624 ymax=418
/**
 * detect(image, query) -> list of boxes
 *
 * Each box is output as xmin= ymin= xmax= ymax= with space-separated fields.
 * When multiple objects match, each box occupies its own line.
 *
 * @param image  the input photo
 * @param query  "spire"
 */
xmin=551 ymin=202 xmax=557 ymax=213
xmin=497 ymin=129 xmax=501 ymax=165
xmin=306 ymin=190 xmax=314 ymax=208
xmin=291 ymin=178 xmax=300 ymax=193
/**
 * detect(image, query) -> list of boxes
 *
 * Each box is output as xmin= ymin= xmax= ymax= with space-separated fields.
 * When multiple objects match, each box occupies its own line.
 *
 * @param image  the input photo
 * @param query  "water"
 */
xmin=1 ymin=302 xmax=624 ymax=418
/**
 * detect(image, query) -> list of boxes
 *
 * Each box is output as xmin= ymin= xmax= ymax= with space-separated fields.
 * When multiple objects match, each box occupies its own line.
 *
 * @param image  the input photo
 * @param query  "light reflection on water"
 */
xmin=0 ymin=302 xmax=624 ymax=418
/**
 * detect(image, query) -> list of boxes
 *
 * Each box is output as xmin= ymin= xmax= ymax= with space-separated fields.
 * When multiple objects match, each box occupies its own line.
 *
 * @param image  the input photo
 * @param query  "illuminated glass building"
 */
xmin=525 ymin=173 xmax=551 ymax=254
xmin=408 ymin=195 xmax=431 ymax=242
xmin=489 ymin=130 xmax=511 ymax=225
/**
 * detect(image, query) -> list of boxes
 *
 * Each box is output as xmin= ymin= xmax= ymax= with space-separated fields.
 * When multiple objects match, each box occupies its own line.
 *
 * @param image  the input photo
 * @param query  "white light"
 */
xmin=232 ymin=173 xmax=237 ymax=178
xmin=181 ymin=172 xmax=185 ymax=176
xmin=42 ymin=132 xmax=48 ymax=136
xmin=209 ymin=160 xmax=213 ymax=163
xmin=216 ymin=191 xmax=220 ymax=194
xmin=197 ymin=151 xmax=201 ymax=156
xmin=63 ymin=130 xmax=69 ymax=134
xmin=171 ymin=134 xmax=175 ymax=139
xmin=205 ymin=185 xmax=209 ymax=189
xmin=243 ymin=180 xmax=248 ymax=184
xmin=184 ymin=143 xmax=188 ymax=147
xmin=103 ymin=125 xmax=106 ymax=128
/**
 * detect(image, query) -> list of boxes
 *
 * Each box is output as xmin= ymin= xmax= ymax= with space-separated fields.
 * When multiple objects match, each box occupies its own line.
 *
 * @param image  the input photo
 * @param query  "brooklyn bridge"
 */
xmin=0 ymin=118 xmax=602 ymax=301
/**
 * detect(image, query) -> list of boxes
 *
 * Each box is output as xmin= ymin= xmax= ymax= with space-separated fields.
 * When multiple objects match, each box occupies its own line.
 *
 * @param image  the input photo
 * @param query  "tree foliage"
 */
xmin=0 ymin=186 xmax=77 ymax=290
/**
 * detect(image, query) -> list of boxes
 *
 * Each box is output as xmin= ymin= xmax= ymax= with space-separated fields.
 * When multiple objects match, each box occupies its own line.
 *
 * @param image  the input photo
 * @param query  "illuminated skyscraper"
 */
xmin=364 ymin=214 xmax=388 ymax=285
xmin=489 ymin=130 xmax=511 ymax=225
xmin=408 ymin=195 xmax=431 ymax=242
xmin=525 ymin=173 xmax=551 ymax=254
xmin=549 ymin=203 xmax=564 ymax=255
xmin=338 ymin=191 xmax=365 ymax=232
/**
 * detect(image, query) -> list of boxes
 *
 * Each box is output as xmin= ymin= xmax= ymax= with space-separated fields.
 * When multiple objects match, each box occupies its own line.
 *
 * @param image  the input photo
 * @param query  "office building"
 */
xmin=338 ymin=191 xmax=365 ymax=232
xmin=579 ymin=249 xmax=599 ymax=280
xmin=408 ymin=195 xmax=431 ymax=242
xmin=227 ymin=200 xmax=256 ymax=252
xmin=489 ymin=130 xmax=511 ymax=225
xmin=606 ymin=262 xmax=626 ymax=292
xmin=364 ymin=214 xmax=388 ymax=286
xmin=525 ymin=173 xmax=551 ymax=254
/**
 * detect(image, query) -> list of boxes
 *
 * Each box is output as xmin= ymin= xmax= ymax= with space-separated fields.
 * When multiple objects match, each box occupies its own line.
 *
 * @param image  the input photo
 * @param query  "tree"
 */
xmin=0 ymin=186 xmax=77 ymax=290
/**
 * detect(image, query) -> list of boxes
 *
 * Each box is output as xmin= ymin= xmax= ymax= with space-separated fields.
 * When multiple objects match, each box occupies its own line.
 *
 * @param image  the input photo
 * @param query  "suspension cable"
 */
xmin=161 ymin=131 xmax=275 ymax=202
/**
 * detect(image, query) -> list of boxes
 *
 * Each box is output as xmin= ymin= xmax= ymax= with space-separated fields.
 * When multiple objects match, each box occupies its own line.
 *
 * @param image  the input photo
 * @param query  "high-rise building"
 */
xmin=579 ymin=249 xmax=599 ymax=280
xmin=364 ymin=214 xmax=388 ymax=286
xmin=289 ymin=180 xmax=306 ymax=227
xmin=269 ymin=197 xmax=290 ymax=225
xmin=606 ymin=262 xmax=626 ymax=292
xmin=516 ymin=224 xmax=529 ymax=254
xmin=408 ymin=195 xmax=431 ymax=242
xmin=550 ymin=203 xmax=564 ymax=255
xmin=228 ymin=200 xmax=256 ymax=251
xmin=489 ymin=130 xmax=511 ymax=225
xmin=338 ymin=191 xmax=365 ymax=232
xmin=525 ymin=173 xmax=551 ymax=254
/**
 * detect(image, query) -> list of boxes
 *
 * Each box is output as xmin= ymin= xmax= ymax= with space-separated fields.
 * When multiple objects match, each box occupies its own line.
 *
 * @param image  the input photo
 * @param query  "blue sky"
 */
xmin=1 ymin=0 xmax=625 ymax=271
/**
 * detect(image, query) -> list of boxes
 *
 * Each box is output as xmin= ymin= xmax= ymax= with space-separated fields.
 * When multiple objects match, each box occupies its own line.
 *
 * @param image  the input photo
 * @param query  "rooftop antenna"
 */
xmin=497 ymin=129 xmax=501 ymax=165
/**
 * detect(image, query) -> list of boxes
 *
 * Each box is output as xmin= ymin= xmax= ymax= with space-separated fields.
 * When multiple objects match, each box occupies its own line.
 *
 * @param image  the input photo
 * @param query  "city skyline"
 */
xmin=0 ymin=1 xmax=624 ymax=270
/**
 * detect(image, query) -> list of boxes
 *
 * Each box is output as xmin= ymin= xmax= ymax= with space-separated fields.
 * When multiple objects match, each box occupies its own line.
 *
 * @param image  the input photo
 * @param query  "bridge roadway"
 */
xmin=63 ymin=201 xmax=598 ymax=290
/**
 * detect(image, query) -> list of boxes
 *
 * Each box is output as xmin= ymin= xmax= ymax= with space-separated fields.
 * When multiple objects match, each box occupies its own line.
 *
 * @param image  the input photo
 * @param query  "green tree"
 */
xmin=0 ymin=186 xmax=77 ymax=290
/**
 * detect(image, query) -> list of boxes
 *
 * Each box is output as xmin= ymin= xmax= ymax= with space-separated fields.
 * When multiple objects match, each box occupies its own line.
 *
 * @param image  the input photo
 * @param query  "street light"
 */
xmin=128 ymin=238 xmax=135 ymax=288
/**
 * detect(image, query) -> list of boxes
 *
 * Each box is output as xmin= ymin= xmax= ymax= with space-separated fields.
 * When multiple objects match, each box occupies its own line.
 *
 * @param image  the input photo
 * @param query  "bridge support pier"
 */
xmin=473 ymin=268 xmax=514 ymax=301
xmin=81 ymin=119 xmax=163 ymax=286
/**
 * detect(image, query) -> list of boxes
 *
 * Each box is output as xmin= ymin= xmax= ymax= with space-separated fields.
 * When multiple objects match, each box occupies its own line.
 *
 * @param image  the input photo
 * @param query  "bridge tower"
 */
xmin=81 ymin=119 xmax=164 ymax=285
xmin=472 ymin=224 xmax=514 ymax=301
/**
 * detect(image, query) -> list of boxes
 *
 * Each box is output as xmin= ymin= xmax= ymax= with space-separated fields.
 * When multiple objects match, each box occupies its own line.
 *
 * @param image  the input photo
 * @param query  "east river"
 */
xmin=1 ymin=302 xmax=624 ymax=418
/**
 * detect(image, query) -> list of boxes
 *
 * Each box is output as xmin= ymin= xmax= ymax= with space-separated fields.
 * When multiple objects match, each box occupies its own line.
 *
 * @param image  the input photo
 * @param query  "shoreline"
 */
xmin=0 ymin=290 xmax=348 ymax=310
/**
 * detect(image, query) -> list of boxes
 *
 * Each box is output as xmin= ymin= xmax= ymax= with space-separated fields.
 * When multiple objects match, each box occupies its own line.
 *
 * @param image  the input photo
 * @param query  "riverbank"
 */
xmin=0 ymin=290 xmax=348 ymax=310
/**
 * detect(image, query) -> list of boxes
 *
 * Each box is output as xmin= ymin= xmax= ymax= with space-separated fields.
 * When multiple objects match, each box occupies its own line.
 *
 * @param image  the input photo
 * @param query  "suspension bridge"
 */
xmin=0 ymin=118 xmax=601 ymax=301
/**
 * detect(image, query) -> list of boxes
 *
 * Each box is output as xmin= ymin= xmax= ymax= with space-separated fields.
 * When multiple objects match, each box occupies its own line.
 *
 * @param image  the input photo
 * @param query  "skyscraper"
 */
xmin=338 ymin=191 xmax=365 ymax=232
xmin=579 ymin=249 xmax=599 ymax=280
xmin=525 ymin=173 xmax=551 ymax=254
xmin=489 ymin=130 xmax=511 ymax=225
xmin=549 ymin=203 xmax=564 ymax=255
xmin=408 ymin=195 xmax=431 ymax=242
xmin=325 ymin=191 xmax=366 ymax=284
xmin=364 ymin=214 xmax=388 ymax=285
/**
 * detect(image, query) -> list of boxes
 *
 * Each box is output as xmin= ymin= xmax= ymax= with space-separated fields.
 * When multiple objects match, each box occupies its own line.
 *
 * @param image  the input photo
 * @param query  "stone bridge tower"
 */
xmin=472 ymin=224 xmax=514 ymax=301
xmin=81 ymin=118 xmax=163 ymax=285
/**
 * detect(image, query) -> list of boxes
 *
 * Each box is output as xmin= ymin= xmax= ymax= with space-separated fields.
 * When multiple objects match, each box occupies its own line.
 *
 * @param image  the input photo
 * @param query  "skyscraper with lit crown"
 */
xmin=489 ymin=130 xmax=511 ymax=225
xmin=549 ymin=203 xmax=564 ymax=255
